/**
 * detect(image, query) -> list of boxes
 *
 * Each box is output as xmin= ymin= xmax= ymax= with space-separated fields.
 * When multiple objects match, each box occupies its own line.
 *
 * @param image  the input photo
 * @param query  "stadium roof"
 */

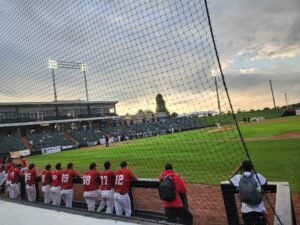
xmin=0 ymin=116 xmax=120 ymax=128
xmin=0 ymin=100 xmax=118 ymax=106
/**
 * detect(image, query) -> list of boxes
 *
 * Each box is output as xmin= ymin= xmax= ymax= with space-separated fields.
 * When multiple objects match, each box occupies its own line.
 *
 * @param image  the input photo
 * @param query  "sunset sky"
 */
xmin=0 ymin=0 xmax=299 ymax=115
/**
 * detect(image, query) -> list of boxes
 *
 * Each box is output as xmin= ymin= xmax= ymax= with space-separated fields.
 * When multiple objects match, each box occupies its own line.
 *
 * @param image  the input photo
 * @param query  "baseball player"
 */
xmin=26 ymin=163 xmax=37 ymax=202
xmin=10 ymin=164 xmax=22 ymax=200
xmin=98 ymin=161 xmax=115 ymax=214
xmin=20 ymin=156 xmax=28 ymax=173
xmin=82 ymin=163 xmax=101 ymax=211
xmin=51 ymin=163 xmax=62 ymax=206
xmin=5 ymin=163 xmax=14 ymax=198
xmin=0 ymin=161 xmax=7 ymax=192
xmin=60 ymin=162 xmax=80 ymax=208
xmin=5 ymin=158 xmax=12 ymax=174
xmin=41 ymin=164 xmax=52 ymax=204
xmin=114 ymin=161 xmax=138 ymax=217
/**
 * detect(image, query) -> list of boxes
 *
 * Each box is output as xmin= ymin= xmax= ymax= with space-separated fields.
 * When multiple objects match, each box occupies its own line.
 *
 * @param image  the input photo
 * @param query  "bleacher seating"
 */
xmin=67 ymin=129 xmax=105 ymax=145
xmin=27 ymin=130 xmax=76 ymax=151
xmin=0 ymin=135 xmax=26 ymax=151
xmin=0 ymin=118 xmax=208 ymax=154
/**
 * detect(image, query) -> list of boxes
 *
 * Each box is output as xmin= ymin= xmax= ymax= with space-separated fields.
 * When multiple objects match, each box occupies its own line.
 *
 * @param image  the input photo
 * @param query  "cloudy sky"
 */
xmin=0 ymin=0 xmax=299 ymax=115
xmin=211 ymin=0 xmax=300 ymax=110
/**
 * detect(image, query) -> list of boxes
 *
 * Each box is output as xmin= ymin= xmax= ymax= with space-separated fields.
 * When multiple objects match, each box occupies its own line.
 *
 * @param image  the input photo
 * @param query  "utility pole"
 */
xmin=285 ymin=92 xmax=289 ymax=109
xmin=269 ymin=80 xmax=276 ymax=109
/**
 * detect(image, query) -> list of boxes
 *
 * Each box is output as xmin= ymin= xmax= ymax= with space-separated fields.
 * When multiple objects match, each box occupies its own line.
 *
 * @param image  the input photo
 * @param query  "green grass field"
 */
xmin=29 ymin=116 xmax=300 ymax=193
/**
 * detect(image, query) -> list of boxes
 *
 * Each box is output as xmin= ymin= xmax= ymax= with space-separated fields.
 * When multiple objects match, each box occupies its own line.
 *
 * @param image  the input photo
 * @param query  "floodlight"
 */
xmin=81 ymin=63 xmax=88 ymax=72
xmin=48 ymin=59 xmax=58 ymax=69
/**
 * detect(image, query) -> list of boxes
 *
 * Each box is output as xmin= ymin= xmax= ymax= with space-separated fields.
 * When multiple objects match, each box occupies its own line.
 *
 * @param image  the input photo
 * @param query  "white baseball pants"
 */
xmin=51 ymin=186 xmax=61 ymax=206
xmin=60 ymin=189 xmax=73 ymax=208
xmin=26 ymin=184 xmax=36 ymax=202
xmin=83 ymin=190 xmax=101 ymax=211
xmin=98 ymin=189 xmax=114 ymax=214
xmin=114 ymin=192 xmax=131 ymax=217
xmin=10 ymin=183 xmax=20 ymax=200
xmin=42 ymin=185 xmax=51 ymax=204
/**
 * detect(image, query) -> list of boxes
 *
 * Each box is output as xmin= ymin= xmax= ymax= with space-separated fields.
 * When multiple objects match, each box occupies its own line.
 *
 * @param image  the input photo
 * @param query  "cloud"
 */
xmin=251 ymin=45 xmax=300 ymax=60
xmin=0 ymin=0 xmax=299 ymax=115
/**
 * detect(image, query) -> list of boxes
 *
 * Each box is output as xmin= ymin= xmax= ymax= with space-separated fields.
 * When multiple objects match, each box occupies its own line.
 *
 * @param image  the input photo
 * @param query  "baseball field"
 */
xmin=29 ymin=115 xmax=300 ymax=193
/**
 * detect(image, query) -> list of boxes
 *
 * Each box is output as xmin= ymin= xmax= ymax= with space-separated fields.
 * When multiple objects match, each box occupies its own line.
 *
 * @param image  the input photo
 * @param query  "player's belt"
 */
xmin=118 ymin=192 xmax=128 ymax=195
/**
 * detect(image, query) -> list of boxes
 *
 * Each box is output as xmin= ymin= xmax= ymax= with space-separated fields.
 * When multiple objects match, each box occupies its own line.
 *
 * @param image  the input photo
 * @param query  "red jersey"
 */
xmin=26 ymin=169 xmax=37 ymax=185
xmin=21 ymin=159 xmax=27 ymax=168
xmin=114 ymin=168 xmax=137 ymax=194
xmin=5 ymin=163 xmax=12 ymax=173
xmin=52 ymin=170 xmax=62 ymax=187
xmin=41 ymin=170 xmax=52 ymax=186
xmin=6 ymin=168 xmax=13 ymax=181
xmin=61 ymin=169 xmax=78 ymax=190
xmin=159 ymin=170 xmax=187 ymax=208
xmin=82 ymin=170 xmax=99 ymax=192
xmin=11 ymin=167 xmax=22 ymax=184
xmin=99 ymin=170 xmax=115 ymax=190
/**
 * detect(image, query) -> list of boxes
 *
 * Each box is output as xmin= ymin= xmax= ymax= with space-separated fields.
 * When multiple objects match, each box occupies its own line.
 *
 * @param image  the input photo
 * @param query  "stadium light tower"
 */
xmin=48 ymin=59 xmax=58 ymax=102
xmin=212 ymin=70 xmax=222 ymax=114
xmin=48 ymin=59 xmax=90 ymax=115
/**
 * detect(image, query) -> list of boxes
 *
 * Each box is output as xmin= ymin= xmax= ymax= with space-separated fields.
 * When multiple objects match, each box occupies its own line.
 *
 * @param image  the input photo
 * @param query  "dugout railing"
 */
xmin=220 ymin=181 xmax=295 ymax=225
xmin=16 ymin=176 xmax=169 ymax=223
xmin=2 ymin=177 xmax=295 ymax=225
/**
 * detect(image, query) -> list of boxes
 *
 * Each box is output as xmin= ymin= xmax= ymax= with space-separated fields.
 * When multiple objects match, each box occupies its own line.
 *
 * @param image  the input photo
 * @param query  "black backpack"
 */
xmin=159 ymin=175 xmax=177 ymax=202
xmin=239 ymin=174 xmax=263 ymax=205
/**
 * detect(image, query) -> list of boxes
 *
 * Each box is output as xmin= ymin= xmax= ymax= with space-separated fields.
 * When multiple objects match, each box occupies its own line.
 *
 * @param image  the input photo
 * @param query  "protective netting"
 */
xmin=0 ymin=1 xmax=278 ymax=225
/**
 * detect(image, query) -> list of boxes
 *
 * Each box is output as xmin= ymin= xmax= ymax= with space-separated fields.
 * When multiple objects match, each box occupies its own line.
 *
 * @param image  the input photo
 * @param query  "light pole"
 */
xmin=48 ymin=59 xmax=58 ymax=102
xmin=48 ymin=59 xmax=90 ymax=116
xmin=81 ymin=63 xmax=89 ymax=102
xmin=48 ymin=59 xmax=59 ymax=117
xmin=269 ymin=80 xmax=276 ymax=109
xmin=81 ymin=63 xmax=90 ymax=115
xmin=212 ymin=70 xmax=221 ymax=114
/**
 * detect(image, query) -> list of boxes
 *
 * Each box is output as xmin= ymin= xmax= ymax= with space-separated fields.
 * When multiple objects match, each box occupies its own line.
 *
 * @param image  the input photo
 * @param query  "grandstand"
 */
xmin=0 ymin=101 xmax=209 ymax=156
xmin=0 ymin=101 xmax=117 ymax=124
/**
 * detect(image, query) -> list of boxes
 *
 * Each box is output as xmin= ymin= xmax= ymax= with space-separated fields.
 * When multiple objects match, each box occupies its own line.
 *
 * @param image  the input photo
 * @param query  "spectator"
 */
xmin=82 ymin=163 xmax=101 ymax=211
xmin=41 ymin=164 xmax=52 ymax=204
xmin=247 ymin=117 xmax=251 ymax=123
xmin=26 ymin=163 xmax=37 ymax=202
xmin=60 ymin=162 xmax=80 ymax=208
xmin=230 ymin=160 xmax=267 ymax=225
xmin=98 ymin=161 xmax=115 ymax=214
xmin=114 ymin=161 xmax=137 ymax=217
xmin=158 ymin=163 xmax=193 ymax=225
xmin=243 ymin=117 xmax=247 ymax=123
xmin=51 ymin=163 xmax=63 ymax=206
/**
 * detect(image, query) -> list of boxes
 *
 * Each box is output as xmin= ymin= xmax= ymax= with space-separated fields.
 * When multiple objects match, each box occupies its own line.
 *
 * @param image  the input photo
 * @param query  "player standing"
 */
xmin=10 ymin=164 xmax=23 ymax=200
xmin=5 ymin=163 xmax=14 ymax=198
xmin=60 ymin=162 xmax=80 ymax=208
xmin=20 ymin=156 xmax=28 ymax=173
xmin=51 ymin=163 xmax=63 ymax=206
xmin=82 ymin=163 xmax=101 ymax=211
xmin=26 ymin=163 xmax=37 ymax=202
xmin=41 ymin=164 xmax=52 ymax=204
xmin=98 ymin=161 xmax=115 ymax=214
xmin=114 ymin=161 xmax=137 ymax=217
